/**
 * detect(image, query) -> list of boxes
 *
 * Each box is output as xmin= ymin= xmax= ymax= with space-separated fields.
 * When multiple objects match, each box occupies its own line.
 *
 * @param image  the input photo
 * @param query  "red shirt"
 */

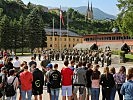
xmin=20 ymin=71 xmax=33 ymax=91
xmin=61 ymin=67 xmax=73 ymax=86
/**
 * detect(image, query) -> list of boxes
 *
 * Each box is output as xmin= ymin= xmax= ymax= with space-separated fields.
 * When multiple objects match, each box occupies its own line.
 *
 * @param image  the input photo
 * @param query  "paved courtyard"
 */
xmin=15 ymin=55 xmax=132 ymax=100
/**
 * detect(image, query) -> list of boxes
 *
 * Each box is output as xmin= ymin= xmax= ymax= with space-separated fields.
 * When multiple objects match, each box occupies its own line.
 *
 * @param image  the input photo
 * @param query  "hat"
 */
xmin=46 ymin=63 xmax=53 ymax=68
xmin=1 ymin=67 xmax=7 ymax=71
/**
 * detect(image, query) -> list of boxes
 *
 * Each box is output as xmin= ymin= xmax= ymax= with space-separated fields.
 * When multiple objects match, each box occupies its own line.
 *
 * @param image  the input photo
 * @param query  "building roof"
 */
xmin=99 ymin=43 xmax=130 ymax=51
xmin=45 ymin=29 xmax=82 ymax=37
xmin=73 ymin=43 xmax=98 ymax=50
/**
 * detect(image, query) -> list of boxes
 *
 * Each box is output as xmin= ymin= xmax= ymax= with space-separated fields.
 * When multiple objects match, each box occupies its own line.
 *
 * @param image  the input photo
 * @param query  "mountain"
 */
xmin=49 ymin=6 xmax=116 ymax=20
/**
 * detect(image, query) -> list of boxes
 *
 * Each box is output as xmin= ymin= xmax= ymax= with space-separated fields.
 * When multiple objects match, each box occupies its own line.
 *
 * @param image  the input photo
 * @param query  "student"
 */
xmin=19 ymin=66 xmax=33 ymax=100
xmin=49 ymin=64 xmax=61 ymax=100
xmin=91 ymin=65 xmax=101 ymax=100
xmin=114 ymin=66 xmax=126 ymax=100
xmin=110 ymin=67 xmax=116 ymax=100
xmin=100 ymin=67 xmax=115 ymax=100
xmin=120 ymin=68 xmax=133 ymax=100
xmin=13 ymin=56 xmax=21 ymax=72
xmin=61 ymin=60 xmax=73 ymax=100
xmin=31 ymin=64 xmax=44 ymax=100
xmin=86 ymin=63 xmax=93 ymax=100
xmin=6 ymin=69 xmax=19 ymax=100
xmin=73 ymin=62 xmax=87 ymax=100
xmin=46 ymin=63 xmax=53 ymax=100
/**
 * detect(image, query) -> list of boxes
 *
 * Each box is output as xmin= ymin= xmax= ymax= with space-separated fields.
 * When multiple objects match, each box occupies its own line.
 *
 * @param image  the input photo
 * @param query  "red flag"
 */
xmin=60 ymin=9 xmax=64 ymax=26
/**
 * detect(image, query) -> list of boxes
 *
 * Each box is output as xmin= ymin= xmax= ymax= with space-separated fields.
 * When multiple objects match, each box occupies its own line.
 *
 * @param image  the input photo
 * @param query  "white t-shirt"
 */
xmin=13 ymin=60 xmax=21 ymax=68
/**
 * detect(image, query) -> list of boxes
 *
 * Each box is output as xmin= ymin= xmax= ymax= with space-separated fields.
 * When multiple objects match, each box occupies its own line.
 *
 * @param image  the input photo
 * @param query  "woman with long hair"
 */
xmin=91 ymin=65 xmax=101 ymax=100
xmin=114 ymin=66 xmax=126 ymax=100
xmin=120 ymin=67 xmax=133 ymax=100
xmin=100 ymin=67 xmax=115 ymax=100
xmin=110 ymin=67 xmax=116 ymax=100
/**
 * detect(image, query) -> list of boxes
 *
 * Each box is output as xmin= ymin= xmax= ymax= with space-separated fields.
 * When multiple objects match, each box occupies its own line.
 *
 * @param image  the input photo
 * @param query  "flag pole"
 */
xmin=67 ymin=11 xmax=69 ymax=50
xmin=52 ymin=17 xmax=55 ymax=50
xmin=59 ymin=5 xmax=62 ymax=58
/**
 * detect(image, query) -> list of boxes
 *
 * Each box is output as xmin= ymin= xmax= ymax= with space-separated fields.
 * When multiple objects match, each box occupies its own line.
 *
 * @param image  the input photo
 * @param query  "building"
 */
xmin=86 ymin=0 xmax=93 ymax=20
xmin=83 ymin=32 xmax=133 ymax=51
xmin=45 ymin=29 xmax=83 ymax=50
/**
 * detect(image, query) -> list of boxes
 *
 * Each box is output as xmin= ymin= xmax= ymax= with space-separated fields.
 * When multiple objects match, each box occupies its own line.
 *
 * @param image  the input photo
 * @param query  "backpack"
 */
xmin=5 ymin=77 xmax=16 ymax=97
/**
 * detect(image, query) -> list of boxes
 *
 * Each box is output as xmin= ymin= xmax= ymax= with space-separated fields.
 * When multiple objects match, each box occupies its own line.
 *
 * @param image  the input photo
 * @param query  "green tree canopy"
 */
xmin=117 ymin=0 xmax=133 ymax=35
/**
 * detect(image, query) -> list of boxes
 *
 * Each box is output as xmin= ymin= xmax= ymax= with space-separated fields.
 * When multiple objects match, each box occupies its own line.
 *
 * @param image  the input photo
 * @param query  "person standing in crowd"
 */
xmin=13 ymin=56 xmax=21 ymax=72
xmin=73 ymin=62 xmax=87 ymax=100
xmin=86 ymin=63 xmax=93 ymax=100
xmin=0 ymin=56 xmax=4 ymax=69
xmin=29 ymin=57 xmax=37 ymax=72
xmin=49 ymin=64 xmax=61 ymax=100
xmin=31 ymin=64 xmax=44 ymax=100
xmin=69 ymin=60 xmax=75 ymax=71
xmin=110 ymin=67 xmax=116 ymax=100
xmin=0 ymin=67 xmax=7 ymax=100
xmin=6 ymin=69 xmax=19 ymax=100
xmin=100 ymin=67 xmax=115 ymax=100
xmin=40 ymin=55 xmax=50 ymax=75
xmin=68 ymin=60 xmax=75 ymax=100
xmin=82 ymin=61 xmax=88 ymax=100
xmin=91 ymin=65 xmax=101 ymax=100
xmin=120 ymin=67 xmax=133 ymax=100
xmin=46 ymin=63 xmax=53 ymax=100
xmin=61 ymin=60 xmax=73 ymax=100
xmin=4 ymin=58 xmax=13 ymax=76
xmin=16 ymin=61 xmax=27 ymax=100
xmin=114 ymin=66 xmax=126 ymax=100
xmin=20 ymin=65 xmax=33 ymax=100
xmin=38 ymin=50 xmax=41 ymax=61
xmin=29 ymin=57 xmax=37 ymax=67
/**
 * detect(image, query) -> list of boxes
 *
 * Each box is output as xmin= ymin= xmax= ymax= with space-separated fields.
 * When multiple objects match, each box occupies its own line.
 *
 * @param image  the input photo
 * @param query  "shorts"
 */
xmin=32 ymin=89 xmax=43 ymax=95
xmin=62 ymin=85 xmax=72 ymax=96
xmin=73 ymin=86 xmax=85 ymax=95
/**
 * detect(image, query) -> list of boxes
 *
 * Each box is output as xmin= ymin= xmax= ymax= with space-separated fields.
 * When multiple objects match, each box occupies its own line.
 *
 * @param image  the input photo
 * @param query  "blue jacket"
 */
xmin=120 ymin=80 xmax=133 ymax=100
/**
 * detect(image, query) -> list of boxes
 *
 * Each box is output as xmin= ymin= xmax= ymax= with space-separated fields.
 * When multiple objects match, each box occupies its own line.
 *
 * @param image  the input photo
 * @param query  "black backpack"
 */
xmin=5 ymin=77 xmax=16 ymax=97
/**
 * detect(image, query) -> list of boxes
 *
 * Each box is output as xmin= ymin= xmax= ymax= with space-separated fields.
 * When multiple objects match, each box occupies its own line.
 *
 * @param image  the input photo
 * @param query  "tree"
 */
xmin=18 ymin=14 xmax=28 ymax=55
xmin=117 ymin=0 xmax=133 ymax=35
xmin=26 ymin=8 xmax=46 ymax=52
xmin=0 ymin=15 xmax=12 ymax=50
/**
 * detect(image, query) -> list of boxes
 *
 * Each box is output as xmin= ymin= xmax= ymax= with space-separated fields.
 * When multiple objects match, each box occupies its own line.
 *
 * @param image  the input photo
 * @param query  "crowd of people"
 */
xmin=0 ymin=52 xmax=132 ymax=100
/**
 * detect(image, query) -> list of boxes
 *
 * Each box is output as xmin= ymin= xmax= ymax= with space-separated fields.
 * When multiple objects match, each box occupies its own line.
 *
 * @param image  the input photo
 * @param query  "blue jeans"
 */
xmin=21 ymin=90 xmax=32 ymax=100
xmin=6 ymin=93 xmax=16 ymax=100
xmin=51 ymin=88 xmax=60 ymax=100
xmin=91 ymin=88 xmax=100 ymax=100
xmin=110 ymin=86 xmax=116 ymax=100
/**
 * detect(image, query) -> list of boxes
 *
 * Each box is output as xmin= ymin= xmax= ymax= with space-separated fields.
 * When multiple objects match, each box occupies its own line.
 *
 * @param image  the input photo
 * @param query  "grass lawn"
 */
xmin=125 ymin=54 xmax=133 ymax=60
xmin=16 ymin=53 xmax=32 ymax=56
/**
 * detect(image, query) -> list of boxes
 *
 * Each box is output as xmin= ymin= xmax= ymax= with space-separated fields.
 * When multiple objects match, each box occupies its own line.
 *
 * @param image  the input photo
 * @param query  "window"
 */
xmin=50 ymin=44 xmax=52 ymax=47
xmin=55 ymin=38 xmax=57 ymax=41
xmin=64 ymin=45 xmax=66 ymax=47
xmin=77 ymin=39 xmax=79 ymax=41
xmin=73 ymin=38 xmax=75 ymax=41
xmin=64 ymin=38 xmax=66 ymax=41
xmin=50 ymin=37 xmax=52 ymax=41
xmin=69 ymin=38 xmax=71 ymax=41
xmin=73 ymin=44 xmax=75 ymax=47
xmin=69 ymin=44 xmax=70 ymax=47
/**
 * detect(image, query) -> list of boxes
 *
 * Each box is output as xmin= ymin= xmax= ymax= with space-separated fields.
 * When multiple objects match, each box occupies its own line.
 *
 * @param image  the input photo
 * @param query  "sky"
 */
xmin=22 ymin=0 xmax=119 ymax=16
